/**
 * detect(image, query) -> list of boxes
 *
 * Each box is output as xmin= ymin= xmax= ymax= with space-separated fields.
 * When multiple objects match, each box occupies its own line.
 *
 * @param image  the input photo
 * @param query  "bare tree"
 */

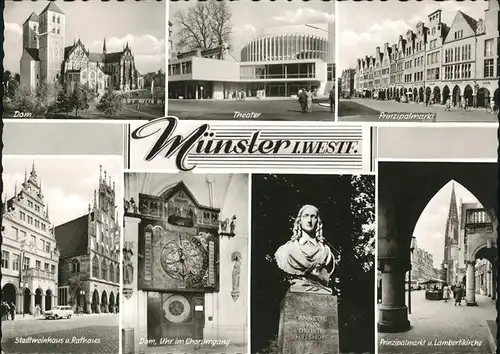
xmin=173 ymin=0 xmax=232 ymax=53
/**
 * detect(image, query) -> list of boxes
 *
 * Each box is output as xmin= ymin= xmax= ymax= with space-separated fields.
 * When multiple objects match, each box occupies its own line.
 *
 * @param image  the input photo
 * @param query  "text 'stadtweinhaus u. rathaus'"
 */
xmin=20 ymin=2 xmax=144 ymax=96
xmin=1 ymin=164 xmax=120 ymax=315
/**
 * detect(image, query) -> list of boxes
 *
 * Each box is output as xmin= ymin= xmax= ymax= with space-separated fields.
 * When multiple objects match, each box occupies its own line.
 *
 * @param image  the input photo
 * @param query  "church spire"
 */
xmin=448 ymin=182 xmax=457 ymax=219
xmin=24 ymin=168 xmax=27 ymax=183
xmin=103 ymin=38 xmax=107 ymax=54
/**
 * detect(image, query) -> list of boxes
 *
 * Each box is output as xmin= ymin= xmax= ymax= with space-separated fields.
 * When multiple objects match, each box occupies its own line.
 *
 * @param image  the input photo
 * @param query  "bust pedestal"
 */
xmin=278 ymin=290 xmax=340 ymax=354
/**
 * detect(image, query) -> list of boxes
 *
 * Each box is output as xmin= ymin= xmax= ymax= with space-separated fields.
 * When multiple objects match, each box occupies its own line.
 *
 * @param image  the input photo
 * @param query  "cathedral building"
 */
xmin=20 ymin=2 xmax=142 ymax=95
xmin=55 ymin=166 xmax=120 ymax=314
xmin=1 ymin=163 xmax=60 ymax=315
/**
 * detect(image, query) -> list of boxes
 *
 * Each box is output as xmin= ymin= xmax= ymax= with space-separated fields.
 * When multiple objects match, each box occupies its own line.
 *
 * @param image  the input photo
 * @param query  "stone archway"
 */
xmin=412 ymin=88 xmax=417 ymax=102
xmin=45 ymin=289 xmax=53 ymax=311
xmin=109 ymin=292 xmax=115 ymax=313
xmin=419 ymin=87 xmax=424 ymax=103
xmin=464 ymin=85 xmax=473 ymax=107
xmin=116 ymin=293 xmax=120 ymax=313
xmin=2 ymin=283 xmax=17 ymax=308
xmin=101 ymin=291 xmax=108 ymax=313
xmin=92 ymin=289 xmax=100 ymax=314
xmin=378 ymin=162 xmax=497 ymax=333
xmin=425 ymin=87 xmax=431 ymax=102
xmin=433 ymin=86 xmax=441 ymax=104
xmin=23 ymin=288 xmax=32 ymax=315
xmin=452 ymin=85 xmax=461 ymax=105
xmin=35 ymin=288 xmax=43 ymax=310
xmin=442 ymin=85 xmax=450 ymax=104
xmin=477 ymin=88 xmax=490 ymax=108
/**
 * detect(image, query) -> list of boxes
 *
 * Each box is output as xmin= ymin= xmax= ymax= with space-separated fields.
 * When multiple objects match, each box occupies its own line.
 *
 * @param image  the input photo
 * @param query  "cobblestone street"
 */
xmin=379 ymin=290 xmax=496 ymax=353
xmin=1 ymin=313 xmax=118 ymax=353
xmin=338 ymin=98 xmax=497 ymax=122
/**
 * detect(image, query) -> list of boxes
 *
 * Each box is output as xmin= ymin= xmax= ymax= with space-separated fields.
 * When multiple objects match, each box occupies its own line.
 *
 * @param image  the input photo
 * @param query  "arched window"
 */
xmin=101 ymin=259 xmax=108 ymax=280
xmin=71 ymin=259 xmax=80 ymax=273
xmin=109 ymin=263 xmax=115 ymax=282
xmin=116 ymin=266 xmax=119 ymax=284
xmin=92 ymin=256 xmax=99 ymax=278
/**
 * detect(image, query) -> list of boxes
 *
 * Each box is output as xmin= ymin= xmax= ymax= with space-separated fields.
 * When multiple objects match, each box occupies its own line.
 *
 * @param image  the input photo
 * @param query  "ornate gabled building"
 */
xmin=20 ymin=2 xmax=142 ymax=94
xmin=55 ymin=166 xmax=120 ymax=314
xmin=352 ymin=1 xmax=499 ymax=106
xmin=1 ymin=162 xmax=60 ymax=315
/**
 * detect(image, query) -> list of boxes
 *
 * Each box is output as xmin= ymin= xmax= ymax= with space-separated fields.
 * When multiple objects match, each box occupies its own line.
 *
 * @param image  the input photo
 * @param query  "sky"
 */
xmin=3 ymin=156 xmax=122 ymax=227
xmin=4 ymin=0 xmax=166 ymax=74
xmin=338 ymin=0 xmax=489 ymax=72
xmin=412 ymin=180 xmax=481 ymax=268
xmin=169 ymin=0 xmax=334 ymax=61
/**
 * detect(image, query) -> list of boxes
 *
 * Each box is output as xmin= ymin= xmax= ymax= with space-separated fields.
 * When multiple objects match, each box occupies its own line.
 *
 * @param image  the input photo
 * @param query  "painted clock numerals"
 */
xmin=160 ymin=234 xmax=209 ymax=286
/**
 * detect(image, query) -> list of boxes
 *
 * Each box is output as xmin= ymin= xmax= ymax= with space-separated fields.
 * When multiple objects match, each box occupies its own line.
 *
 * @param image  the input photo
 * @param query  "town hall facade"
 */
xmin=20 ymin=2 xmax=142 ymax=95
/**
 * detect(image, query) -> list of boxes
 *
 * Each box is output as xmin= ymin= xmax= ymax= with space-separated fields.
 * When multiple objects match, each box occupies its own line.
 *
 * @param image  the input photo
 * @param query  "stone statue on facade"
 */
xmin=275 ymin=205 xmax=335 ymax=294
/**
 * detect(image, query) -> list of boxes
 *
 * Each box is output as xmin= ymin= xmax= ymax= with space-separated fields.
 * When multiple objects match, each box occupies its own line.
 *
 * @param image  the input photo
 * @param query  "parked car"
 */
xmin=44 ymin=306 xmax=74 ymax=319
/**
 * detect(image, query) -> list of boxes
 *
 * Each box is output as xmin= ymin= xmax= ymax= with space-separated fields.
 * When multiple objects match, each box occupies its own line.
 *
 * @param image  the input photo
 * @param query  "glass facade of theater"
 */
xmin=241 ymin=34 xmax=329 ymax=62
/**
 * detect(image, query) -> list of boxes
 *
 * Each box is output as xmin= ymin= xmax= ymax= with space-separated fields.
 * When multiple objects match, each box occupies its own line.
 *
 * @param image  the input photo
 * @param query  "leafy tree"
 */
xmin=53 ymin=84 xmax=73 ymax=116
xmin=173 ymin=0 xmax=232 ymax=52
xmin=96 ymin=88 xmax=123 ymax=116
xmin=10 ymin=86 xmax=36 ymax=115
xmin=14 ymin=73 xmax=20 ymax=83
xmin=251 ymin=175 xmax=375 ymax=354
xmin=70 ymin=83 xmax=86 ymax=118
xmin=6 ymin=79 xmax=19 ymax=98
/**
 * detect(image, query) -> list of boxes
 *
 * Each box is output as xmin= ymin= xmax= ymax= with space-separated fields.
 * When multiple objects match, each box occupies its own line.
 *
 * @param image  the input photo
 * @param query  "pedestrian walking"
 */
xmin=329 ymin=87 xmax=335 ymax=113
xmin=306 ymin=88 xmax=313 ymax=113
xmin=298 ymin=88 xmax=307 ymax=113
xmin=10 ymin=302 xmax=16 ymax=320
xmin=454 ymin=285 xmax=463 ymax=306
xmin=442 ymin=284 xmax=451 ymax=303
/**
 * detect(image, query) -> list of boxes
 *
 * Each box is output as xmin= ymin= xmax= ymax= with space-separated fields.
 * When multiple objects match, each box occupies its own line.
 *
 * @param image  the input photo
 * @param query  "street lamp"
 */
xmin=408 ymin=236 xmax=416 ymax=314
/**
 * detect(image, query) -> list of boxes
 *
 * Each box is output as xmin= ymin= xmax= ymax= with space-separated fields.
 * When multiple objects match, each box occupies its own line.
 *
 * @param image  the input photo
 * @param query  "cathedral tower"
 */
xmin=22 ymin=13 xmax=39 ymax=50
xmin=38 ymin=3 xmax=66 ymax=83
xmin=443 ymin=183 xmax=459 ymax=283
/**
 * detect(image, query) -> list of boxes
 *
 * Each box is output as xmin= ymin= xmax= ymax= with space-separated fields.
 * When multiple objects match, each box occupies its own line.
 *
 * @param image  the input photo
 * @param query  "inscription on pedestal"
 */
xmin=278 ymin=291 xmax=339 ymax=354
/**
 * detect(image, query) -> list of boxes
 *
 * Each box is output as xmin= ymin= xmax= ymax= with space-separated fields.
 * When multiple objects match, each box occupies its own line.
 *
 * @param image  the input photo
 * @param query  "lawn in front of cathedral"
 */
xmin=1 ymin=313 xmax=118 ymax=353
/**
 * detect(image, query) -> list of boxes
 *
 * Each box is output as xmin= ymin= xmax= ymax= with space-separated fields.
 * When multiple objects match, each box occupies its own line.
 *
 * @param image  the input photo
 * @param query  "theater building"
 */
xmin=122 ymin=173 xmax=248 ymax=353
xmin=1 ymin=163 xmax=60 ymax=315
xmin=55 ymin=166 xmax=120 ymax=314
xmin=168 ymin=24 xmax=333 ymax=99
xmin=353 ymin=2 xmax=499 ymax=107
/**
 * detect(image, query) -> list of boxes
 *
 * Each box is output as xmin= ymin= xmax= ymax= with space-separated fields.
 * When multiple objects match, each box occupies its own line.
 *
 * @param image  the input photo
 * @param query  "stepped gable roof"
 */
xmin=25 ymin=48 xmax=40 ymax=61
xmin=24 ymin=12 xmax=39 ymax=24
xmin=40 ymin=2 xmax=65 ymax=15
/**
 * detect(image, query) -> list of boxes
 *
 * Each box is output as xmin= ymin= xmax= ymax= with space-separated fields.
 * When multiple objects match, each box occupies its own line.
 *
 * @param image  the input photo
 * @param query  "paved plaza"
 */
xmin=167 ymin=98 xmax=334 ymax=120
xmin=338 ymin=98 xmax=497 ymax=123
xmin=379 ymin=290 xmax=496 ymax=353
xmin=1 ymin=313 xmax=119 ymax=353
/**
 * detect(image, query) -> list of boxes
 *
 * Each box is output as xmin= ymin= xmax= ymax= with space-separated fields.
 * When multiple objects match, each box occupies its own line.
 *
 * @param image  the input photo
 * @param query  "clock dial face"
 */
xmin=161 ymin=234 xmax=208 ymax=285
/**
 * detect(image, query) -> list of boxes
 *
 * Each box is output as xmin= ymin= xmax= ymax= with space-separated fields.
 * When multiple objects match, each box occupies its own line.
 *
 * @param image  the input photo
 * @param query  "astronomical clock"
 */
xmin=138 ymin=182 xmax=220 ymax=292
